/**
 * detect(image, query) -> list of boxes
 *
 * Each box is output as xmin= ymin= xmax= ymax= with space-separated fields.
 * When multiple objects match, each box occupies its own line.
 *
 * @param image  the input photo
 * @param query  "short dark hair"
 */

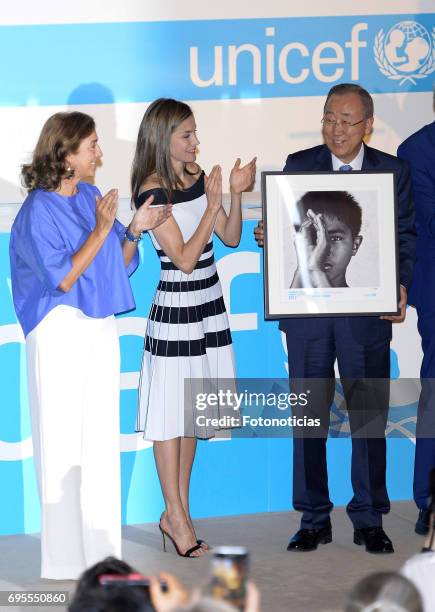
xmin=324 ymin=83 xmax=374 ymax=119
xmin=297 ymin=191 xmax=362 ymax=238
xmin=69 ymin=557 xmax=154 ymax=612
xmin=21 ymin=111 xmax=96 ymax=192
xmin=70 ymin=556 xmax=134 ymax=604
xmin=69 ymin=586 xmax=153 ymax=612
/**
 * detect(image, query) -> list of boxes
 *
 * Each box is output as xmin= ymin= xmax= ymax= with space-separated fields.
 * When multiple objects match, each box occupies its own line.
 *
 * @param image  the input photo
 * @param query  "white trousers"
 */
xmin=26 ymin=306 xmax=121 ymax=579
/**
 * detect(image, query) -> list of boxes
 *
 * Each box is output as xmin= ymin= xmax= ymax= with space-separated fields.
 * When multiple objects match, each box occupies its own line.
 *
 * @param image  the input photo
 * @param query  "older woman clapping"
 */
xmin=9 ymin=111 xmax=171 ymax=579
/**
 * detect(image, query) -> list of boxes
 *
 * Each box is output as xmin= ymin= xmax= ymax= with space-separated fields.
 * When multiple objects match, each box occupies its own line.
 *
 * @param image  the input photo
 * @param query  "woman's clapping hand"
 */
xmin=130 ymin=194 xmax=172 ymax=235
xmin=95 ymin=189 xmax=119 ymax=237
xmin=205 ymin=165 xmax=223 ymax=214
xmin=230 ymin=157 xmax=257 ymax=194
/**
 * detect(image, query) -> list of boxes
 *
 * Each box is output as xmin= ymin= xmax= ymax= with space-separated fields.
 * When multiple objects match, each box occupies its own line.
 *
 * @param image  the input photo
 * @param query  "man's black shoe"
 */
xmin=415 ymin=509 xmax=430 ymax=536
xmin=354 ymin=527 xmax=394 ymax=554
xmin=287 ymin=526 xmax=332 ymax=552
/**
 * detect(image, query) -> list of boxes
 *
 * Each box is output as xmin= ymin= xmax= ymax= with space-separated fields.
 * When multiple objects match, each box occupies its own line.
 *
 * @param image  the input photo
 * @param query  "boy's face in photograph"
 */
xmin=316 ymin=214 xmax=362 ymax=286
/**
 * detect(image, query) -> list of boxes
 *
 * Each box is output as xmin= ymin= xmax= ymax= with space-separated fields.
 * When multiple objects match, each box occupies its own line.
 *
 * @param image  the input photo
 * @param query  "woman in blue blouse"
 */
xmin=9 ymin=112 xmax=171 ymax=579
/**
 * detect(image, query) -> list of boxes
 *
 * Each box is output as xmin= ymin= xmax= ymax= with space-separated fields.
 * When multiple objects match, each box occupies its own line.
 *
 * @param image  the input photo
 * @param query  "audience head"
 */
xmin=71 ymin=560 xmax=193 ymax=612
xmin=22 ymin=111 xmax=96 ymax=192
xmin=69 ymin=585 xmax=153 ymax=612
xmin=345 ymin=572 xmax=423 ymax=612
xmin=71 ymin=556 xmax=134 ymax=603
xmin=68 ymin=556 xmax=155 ymax=612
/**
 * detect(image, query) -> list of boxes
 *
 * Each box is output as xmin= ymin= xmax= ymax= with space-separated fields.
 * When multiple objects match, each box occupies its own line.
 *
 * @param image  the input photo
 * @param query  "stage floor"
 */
xmin=0 ymin=501 xmax=424 ymax=612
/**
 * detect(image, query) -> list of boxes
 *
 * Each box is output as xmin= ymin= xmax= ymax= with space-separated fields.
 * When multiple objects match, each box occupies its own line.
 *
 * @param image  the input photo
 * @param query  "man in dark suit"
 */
xmin=255 ymin=83 xmax=415 ymax=553
xmin=398 ymin=102 xmax=435 ymax=537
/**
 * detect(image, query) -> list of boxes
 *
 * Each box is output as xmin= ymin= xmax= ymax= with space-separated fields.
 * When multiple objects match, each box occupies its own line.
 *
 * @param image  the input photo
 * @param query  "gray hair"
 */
xmin=345 ymin=572 xmax=423 ymax=612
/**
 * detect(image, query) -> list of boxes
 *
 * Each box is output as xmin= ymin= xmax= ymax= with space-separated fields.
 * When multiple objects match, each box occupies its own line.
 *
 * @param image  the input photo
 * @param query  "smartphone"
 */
xmin=99 ymin=573 xmax=168 ymax=592
xmin=210 ymin=546 xmax=249 ymax=610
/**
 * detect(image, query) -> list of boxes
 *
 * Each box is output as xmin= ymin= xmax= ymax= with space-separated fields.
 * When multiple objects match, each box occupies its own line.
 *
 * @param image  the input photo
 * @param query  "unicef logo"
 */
xmin=374 ymin=21 xmax=435 ymax=85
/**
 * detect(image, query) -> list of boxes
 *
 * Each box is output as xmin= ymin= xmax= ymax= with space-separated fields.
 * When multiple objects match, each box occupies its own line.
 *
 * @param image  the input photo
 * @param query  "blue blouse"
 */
xmin=10 ymin=182 xmax=139 ymax=336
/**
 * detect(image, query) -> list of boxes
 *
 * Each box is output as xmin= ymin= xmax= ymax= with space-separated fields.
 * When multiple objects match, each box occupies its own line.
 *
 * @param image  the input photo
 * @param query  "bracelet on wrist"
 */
xmin=125 ymin=227 xmax=142 ymax=243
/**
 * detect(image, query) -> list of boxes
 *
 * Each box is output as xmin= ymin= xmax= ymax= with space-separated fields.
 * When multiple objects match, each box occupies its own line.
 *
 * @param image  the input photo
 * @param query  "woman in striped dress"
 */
xmin=131 ymin=98 xmax=256 ymax=557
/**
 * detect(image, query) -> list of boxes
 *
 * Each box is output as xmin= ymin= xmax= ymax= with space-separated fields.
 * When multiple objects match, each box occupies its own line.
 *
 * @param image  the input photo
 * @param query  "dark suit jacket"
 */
xmin=398 ymin=121 xmax=435 ymax=312
xmin=279 ymin=144 xmax=416 ymax=344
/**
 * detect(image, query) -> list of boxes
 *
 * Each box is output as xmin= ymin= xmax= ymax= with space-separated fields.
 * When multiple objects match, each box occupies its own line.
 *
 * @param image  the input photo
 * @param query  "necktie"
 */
xmin=339 ymin=164 xmax=353 ymax=172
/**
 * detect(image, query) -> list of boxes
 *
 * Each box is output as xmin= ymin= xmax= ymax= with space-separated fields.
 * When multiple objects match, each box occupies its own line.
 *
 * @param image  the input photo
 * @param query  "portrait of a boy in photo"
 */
xmin=290 ymin=190 xmax=363 ymax=289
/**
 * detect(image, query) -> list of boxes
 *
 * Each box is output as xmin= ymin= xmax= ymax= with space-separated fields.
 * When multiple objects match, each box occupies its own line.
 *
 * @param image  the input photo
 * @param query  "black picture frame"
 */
xmin=262 ymin=170 xmax=400 ymax=319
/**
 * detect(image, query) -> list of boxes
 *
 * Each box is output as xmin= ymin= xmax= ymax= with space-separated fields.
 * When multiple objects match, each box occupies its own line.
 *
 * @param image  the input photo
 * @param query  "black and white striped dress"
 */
xmin=136 ymin=172 xmax=236 ymax=440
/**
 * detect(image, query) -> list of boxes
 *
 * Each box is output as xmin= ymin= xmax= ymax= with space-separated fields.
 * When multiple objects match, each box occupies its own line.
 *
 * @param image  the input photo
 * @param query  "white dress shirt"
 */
xmin=331 ymin=144 xmax=364 ymax=171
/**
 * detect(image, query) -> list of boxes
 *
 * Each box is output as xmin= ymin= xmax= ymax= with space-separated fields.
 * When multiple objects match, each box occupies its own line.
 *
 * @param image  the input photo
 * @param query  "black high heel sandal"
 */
xmin=159 ymin=523 xmax=203 ymax=558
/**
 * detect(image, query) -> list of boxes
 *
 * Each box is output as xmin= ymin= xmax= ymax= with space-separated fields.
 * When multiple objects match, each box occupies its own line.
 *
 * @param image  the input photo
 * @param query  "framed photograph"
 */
xmin=262 ymin=171 xmax=399 ymax=318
